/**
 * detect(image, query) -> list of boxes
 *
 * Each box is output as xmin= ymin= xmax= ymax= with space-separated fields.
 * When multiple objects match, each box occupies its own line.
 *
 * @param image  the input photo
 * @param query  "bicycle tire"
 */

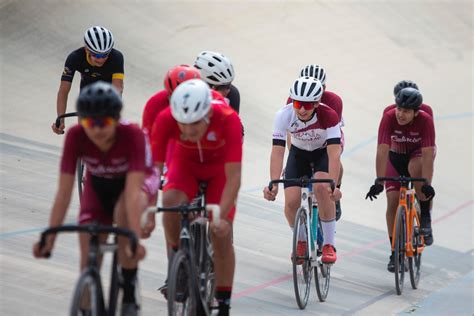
xmin=108 ymin=252 xmax=121 ymax=316
xmin=292 ymin=206 xmax=312 ymax=309
xmin=394 ymin=206 xmax=406 ymax=295
xmin=314 ymin=219 xmax=330 ymax=302
xmin=70 ymin=271 xmax=104 ymax=316
xmin=409 ymin=206 xmax=422 ymax=289
xmin=167 ymin=250 xmax=198 ymax=316
xmin=76 ymin=159 xmax=84 ymax=200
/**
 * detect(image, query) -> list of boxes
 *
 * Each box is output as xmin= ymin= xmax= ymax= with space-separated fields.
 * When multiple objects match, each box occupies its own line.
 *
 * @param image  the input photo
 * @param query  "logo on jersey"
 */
xmin=63 ymin=67 xmax=71 ymax=75
xmin=84 ymin=68 xmax=90 ymax=73
xmin=91 ymin=72 xmax=101 ymax=78
xmin=391 ymin=135 xmax=422 ymax=143
xmin=207 ymin=131 xmax=217 ymax=141
xmin=178 ymin=71 xmax=186 ymax=80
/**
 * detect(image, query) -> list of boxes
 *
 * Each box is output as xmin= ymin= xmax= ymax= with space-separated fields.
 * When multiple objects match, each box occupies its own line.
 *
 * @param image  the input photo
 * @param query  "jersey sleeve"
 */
xmin=61 ymin=51 xmax=79 ymax=82
xmin=127 ymin=127 xmax=148 ymax=172
xmin=272 ymin=108 xmax=288 ymax=147
xmin=320 ymin=106 xmax=341 ymax=144
xmin=377 ymin=113 xmax=392 ymax=145
xmin=151 ymin=109 xmax=174 ymax=163
xmin=421 ymin=116 xmax=436 ymax=147
xmin=224 ymin=112 xmax=243 ymax=163
xmin=111 ymin=50 xmax=125 ymax=80
xmin=60 ymin=127 xmax=81 ymax=174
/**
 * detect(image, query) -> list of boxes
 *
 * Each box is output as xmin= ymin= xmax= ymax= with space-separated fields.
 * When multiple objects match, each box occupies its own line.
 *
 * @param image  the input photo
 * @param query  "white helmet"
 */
xmin=170 ymin=79 xmax=212 ymax=124
xmin=84 ymin=26 xmax=114 ymax=54
xmin=194 ymin=51 xmax=235 ymax=85
xmin=300 ymin=64 xmax=326 ymax=85
xmin=289 ymin=77 xmax=323 ymax=102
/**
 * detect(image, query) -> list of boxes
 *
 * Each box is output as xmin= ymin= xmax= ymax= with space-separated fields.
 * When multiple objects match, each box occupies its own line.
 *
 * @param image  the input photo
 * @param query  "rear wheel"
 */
xmin=314 ymin=219 xmax=330 ymax=302
xmin=292 ymin=207 xmax=312 ymax=309
xmin=167 ymin=250 xmax=197 ymax=316
xmin=409 ymin=208 xmax=422 ymax=289
xmin=394 ymin=206 xmax=406 ymax=295
xmin=70 ymin=271 xmax=104 ymax=316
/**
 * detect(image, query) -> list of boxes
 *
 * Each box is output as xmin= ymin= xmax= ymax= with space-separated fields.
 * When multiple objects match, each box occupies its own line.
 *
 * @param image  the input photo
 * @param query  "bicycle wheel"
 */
xmin=314 ymin=219 xmax=330 ymax=302
xmin=394 ymin=206 xmax=406 ymax=295
xmin=167 ymin=250 xmax=198 ymax=316
xmin=409 ymin=209 xmax=422 ymax=289
xmin=108 ymin=252 xmax=121 ymax=316
xmin=76 ymin=159 xmax=84 ymax=199
xmin=70 ymin=271 xmax=104 ymax=316
xmin=292 ymin=206 xmax=312 ymax=309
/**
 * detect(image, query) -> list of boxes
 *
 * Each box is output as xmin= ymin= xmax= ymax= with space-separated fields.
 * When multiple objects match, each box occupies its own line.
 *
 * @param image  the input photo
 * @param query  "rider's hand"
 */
xmin=211 ymin=219 xmax=232 ymax=237
xmin=263 ymin=184 xmax=278 ymax=201
xmin=421 ymin=184 xmax=435 ymax=200
xmin=365 ymin=183 xmax=384 ymax=201
xmin=328 ymin=187 xmax=342 ymax=201
xmin=51 ymin=121 xmax=65 ymax=134
xmin=141 ymin=212 xmax=155 ymax=239
xmin=32 ymin=234 xmax=55 ymax=259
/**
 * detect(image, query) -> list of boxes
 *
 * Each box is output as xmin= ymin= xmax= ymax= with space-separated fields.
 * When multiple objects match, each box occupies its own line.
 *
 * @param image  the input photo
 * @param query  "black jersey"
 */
xmin=61 ymin=48 xmax=124 ymax=89
xmin=226 ymin=84 xmax=240 ymax=114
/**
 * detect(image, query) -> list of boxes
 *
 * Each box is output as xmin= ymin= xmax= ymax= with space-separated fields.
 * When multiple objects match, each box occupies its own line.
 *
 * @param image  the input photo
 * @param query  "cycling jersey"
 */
xmin=151 ymin=102 xmax=243 ymax=220
xmin=272 ymin=103 xmax=341 ymax=151
xmin=377 ymin=108 xmax=436 ymax=155
xmin=61 ymin=48 xmax=124 ymax=90
xmin=61 ymin=122 xmax=159 ymax=224
xmin=383 ymin=103 xmax=434 ymax=117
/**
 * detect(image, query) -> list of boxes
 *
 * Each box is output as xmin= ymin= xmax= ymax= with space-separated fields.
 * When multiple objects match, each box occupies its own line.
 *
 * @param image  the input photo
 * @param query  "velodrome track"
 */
xmin=1 ymin=1 xmax=472 ymax=315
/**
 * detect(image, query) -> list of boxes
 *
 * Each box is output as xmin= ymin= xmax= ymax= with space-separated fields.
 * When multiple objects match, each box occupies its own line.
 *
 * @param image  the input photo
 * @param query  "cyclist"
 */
xmin=151 ymin=79 xmax=242 ymax=316
xmin=34 ymin=82 xmax=159 ymax=315
xmin=384 ymin=80 xmax=433 ymax=116
xmin=194 ymin=50 xmax=240 ymax=113
xmin=287 ymin=64 xmax=344 ymax=220
xmin=366 ymin=87 xmax=436 ymax=273
xmin=52 ymin=26 xmax=124 ymax=134
xmin=263 ymin=76 xmax=342 ymax=264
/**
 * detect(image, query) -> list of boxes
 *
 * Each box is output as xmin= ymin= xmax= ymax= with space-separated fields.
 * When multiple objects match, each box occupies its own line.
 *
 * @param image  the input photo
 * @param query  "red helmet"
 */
xmin=164 ymin=65 xmax=201 ymax=95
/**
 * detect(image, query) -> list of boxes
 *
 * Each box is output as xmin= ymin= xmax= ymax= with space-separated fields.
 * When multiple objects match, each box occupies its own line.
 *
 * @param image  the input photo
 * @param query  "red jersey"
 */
xmin=151 ymin=102 xmax=243 ymax=165
xmin=287 ymin=90 xmax=343 ymax=122
xmin=61 ymin=122 xmax=153 ymax=178
xmin=377 ymin=108 xmax=436 ymax=155
xmin=383 ymin=103 xmax=434 ymax=117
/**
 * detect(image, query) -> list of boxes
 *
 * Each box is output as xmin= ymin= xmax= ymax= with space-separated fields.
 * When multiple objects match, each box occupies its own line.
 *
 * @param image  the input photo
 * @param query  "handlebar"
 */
xmin=375 ymin=176 xmax=427 ymax=186
xmin=55 ymin=112 xmax=78 ymax=128
xmin=268 ymin=176 xmax=336 ymax=192
xmin=142 ymin=204 xmax=221 ymax=227
xmin=39 ymin=224 xmax=138 ymax=257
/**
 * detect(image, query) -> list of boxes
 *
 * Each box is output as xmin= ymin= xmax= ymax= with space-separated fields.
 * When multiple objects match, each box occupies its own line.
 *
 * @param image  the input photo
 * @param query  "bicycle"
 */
xmin=37 ymin=224 xmax=138 ymax=316
xmin=55 ymin=112 xmax=85 ymax=199
xmin=375 ymin=176 xmax=427 ymax=295
xmin=142 ymin=187 xmax=220 ymax=316
xmin=268 ymin=176 xmax=335 ymax=309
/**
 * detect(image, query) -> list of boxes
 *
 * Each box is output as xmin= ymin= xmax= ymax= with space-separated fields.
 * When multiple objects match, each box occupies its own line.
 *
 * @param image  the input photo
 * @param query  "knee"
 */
xmin=314 ymin=183 xmax=328 ymax=197
xmin=285 ymin=199 xmax=300 ymax=212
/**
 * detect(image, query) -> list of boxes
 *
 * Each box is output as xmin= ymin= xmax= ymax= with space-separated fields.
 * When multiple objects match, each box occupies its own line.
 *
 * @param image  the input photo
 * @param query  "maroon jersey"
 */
xmin=61 ymin=122 xmax=152 ymax=178
xmin=378 ymin=108 xmax=436 ymax=155
xmin=383 ymin=103 xmax=434 ymax=117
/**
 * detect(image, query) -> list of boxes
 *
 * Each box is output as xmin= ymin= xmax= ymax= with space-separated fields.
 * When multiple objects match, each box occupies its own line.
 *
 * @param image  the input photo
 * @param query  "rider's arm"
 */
xmin=326 ymin=143 xmax=341 ymax=183
xmin=112 ymin=78 xmax=124 ymax=96
xmin=270 ymin=145 xmax=285 ymax=180
xmin=48 ymin=173 xmax=75 ymax=227
xmin=56 ymin=81 xmax=72 ymax=116
xmin=375 ymin=144 xmax=390 ymax=178
xmin=111 ymin=50 xmax=125 ymax=95
xmin=220 ymin=162 xmax=241 ymax=219
xmin=421 ymin=147 xmax=435 ymax=184
xmin=124 ymin=171 xmax=145 ymax=237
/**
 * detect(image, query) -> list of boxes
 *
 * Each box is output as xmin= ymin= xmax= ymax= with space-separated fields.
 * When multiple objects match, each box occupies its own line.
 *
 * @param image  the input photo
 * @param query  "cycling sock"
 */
xmin=321 ymin=220 xmax=336 ymax=246
xmin=216 ymin=287 xmax=232 ymax=316
xmin=121 ymin=268 xmax=138 ymax=304
xmin=419 ymin=200 xmax=431 ymax=225
xmin=389 ymin=236 xmax=393 ymax=247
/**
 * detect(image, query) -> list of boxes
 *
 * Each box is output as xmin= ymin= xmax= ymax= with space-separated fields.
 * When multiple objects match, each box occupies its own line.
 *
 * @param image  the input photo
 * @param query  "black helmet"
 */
xmin=395 ymin=87 xmax=423 ymax=110
xmin=393 ymin=80 xmax=419 ymax=96
xmin=76 ymin=81 xmax=122 ymax=118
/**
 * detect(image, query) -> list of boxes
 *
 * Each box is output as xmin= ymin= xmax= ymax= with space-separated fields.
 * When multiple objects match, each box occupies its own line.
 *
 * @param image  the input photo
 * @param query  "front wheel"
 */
xmin=292 ymin=206 xmax=312 ymax=309
xmin=70 ymin=271 xmax=104 ymax=316
xmin=409 ymin=209 xmax=423 ymax=289
xmin=167 ymin=250 xmax=197 ymax=316
xmin=314 ymin=219 xmax=330 ymax=302
xmin=394 ymin=206 xmax=406 ymax=295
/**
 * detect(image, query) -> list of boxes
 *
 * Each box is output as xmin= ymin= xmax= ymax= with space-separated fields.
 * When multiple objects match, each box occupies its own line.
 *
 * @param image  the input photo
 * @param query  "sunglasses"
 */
xmin=89 ymin=51 xmax=110 ymax=59
xmin=80 ymin=117 xmax=116 ymax=129
xmin=213 ymin=84 xmax=232 ymax=91
xmin=292 ymin=100 xmax=317 ymax=111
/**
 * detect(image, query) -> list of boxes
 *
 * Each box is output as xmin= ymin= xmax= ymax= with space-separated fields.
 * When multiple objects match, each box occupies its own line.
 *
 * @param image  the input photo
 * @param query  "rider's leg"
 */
xmin=212 ymin=224 xmax=234 ymax=316
xmin=284 ymin=187 xmax=302 ymax=228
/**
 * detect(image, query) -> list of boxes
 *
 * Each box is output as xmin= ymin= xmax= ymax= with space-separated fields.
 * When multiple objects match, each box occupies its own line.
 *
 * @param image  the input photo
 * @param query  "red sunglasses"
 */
xmin=292 ymin=100 xmax=317 ymax=111
xmin=80 ymin=117 xmax=116 ymax=129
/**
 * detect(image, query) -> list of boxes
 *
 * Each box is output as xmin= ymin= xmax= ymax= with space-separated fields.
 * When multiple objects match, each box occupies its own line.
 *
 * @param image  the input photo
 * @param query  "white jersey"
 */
xmin=272 ymin=103 xmax=341 ymax=151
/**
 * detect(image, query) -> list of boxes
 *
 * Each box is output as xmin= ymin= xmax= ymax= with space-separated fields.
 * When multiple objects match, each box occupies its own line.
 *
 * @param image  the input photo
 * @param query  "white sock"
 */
xmin=321 ymin=220 xmax=336 ymax=246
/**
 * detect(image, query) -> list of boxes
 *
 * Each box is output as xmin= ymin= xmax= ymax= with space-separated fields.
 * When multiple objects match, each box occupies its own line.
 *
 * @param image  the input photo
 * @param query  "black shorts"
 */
xmin=388 ymin=151 xmax=411 ymax=177
xmin=284 ymin=146 xmax=328 ymax=188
